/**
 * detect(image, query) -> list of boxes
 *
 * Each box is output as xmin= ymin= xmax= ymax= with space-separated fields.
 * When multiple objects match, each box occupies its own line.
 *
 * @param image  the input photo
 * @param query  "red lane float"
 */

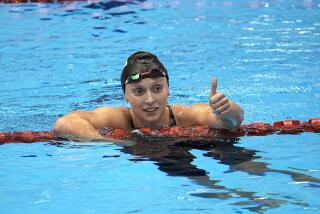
xmin=0 ymin=131 xmax=58 ymax=143
xmin=0 ymin=118 xmax=319 ymax=144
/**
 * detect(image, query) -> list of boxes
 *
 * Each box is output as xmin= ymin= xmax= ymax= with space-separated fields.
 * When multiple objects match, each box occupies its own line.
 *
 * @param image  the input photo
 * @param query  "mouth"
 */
xmin=143 ymin=107 xmax=159 ymax=113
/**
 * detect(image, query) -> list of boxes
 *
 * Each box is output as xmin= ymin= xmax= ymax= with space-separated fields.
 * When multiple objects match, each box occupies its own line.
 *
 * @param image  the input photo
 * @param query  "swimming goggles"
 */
xmin=125 ymin=69 xmax=166 ymax=85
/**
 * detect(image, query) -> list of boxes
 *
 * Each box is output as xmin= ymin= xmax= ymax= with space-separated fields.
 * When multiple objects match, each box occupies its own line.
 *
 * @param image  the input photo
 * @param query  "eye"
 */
xmin=132 ymin=87 xmax=145 ymax=96
xmin=152 ymin=85 xmax=163 ymax=93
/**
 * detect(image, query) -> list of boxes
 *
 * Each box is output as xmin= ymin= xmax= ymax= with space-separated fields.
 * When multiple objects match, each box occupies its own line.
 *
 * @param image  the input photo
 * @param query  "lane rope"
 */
xmin=0 ymin=118 xmax=319 ymax=144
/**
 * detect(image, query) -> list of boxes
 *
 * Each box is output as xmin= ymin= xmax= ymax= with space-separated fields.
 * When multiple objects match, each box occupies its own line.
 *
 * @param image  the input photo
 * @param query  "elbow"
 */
xmin=53 ymin=111 xmax=84 ymax=135
xmin=237 ymin=109 xmax=244 ymax=127
xmin=53 ymin=117 xmax=69 ymax=137
xmin=232 ymin=108 xmax=244 ymax=129
xmin=229 ymin=103 xmax=244 ymax=129
xmin=222 ymin=108 xmax=244 ymax=130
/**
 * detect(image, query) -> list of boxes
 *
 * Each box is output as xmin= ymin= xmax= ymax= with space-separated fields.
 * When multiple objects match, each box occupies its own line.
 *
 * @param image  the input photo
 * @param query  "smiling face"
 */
xmin=124 ymin=77 xmax=170 ymax=128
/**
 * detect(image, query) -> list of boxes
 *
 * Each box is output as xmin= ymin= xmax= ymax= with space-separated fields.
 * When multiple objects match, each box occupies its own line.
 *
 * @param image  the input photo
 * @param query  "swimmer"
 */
xmin=53 ymin=51 xmax=244 ymax=141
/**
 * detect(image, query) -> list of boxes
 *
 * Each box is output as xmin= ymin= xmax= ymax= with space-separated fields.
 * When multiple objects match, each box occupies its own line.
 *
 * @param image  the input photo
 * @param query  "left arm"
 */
xmin=209 ymin=99 xmax=244 ymax=129
xmin=207 ymin=78 xmax=244 ymax=129
xmin=174 ymin=79 xmax=244 ymax=130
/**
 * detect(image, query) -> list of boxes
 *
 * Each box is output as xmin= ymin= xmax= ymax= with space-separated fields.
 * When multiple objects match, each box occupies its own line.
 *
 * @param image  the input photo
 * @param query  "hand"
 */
xmin=209 ymin=78 xmax=231 ymax=117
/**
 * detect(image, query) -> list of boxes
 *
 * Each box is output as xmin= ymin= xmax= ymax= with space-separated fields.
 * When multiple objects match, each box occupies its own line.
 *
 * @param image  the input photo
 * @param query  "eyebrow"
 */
xmin=128 ymin=77 xmax=166 ymax=88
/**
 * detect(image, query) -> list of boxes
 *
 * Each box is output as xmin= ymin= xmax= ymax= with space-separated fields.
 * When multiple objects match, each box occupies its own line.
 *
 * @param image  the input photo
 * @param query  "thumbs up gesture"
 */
xmin=209 ymin=78 xmax=231 ymax=117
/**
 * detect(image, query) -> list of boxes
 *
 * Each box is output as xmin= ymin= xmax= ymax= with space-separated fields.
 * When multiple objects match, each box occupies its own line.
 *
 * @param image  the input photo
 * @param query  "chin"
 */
xmin=143 ymin=113 xmax=161 ymax=123
xmin=141 ymin=109 xmax=162 ymax=123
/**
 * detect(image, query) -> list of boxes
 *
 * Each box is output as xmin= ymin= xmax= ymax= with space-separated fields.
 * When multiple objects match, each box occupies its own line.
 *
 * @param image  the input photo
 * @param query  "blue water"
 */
xmin=0 ymin=0 xmax=320 ymax=213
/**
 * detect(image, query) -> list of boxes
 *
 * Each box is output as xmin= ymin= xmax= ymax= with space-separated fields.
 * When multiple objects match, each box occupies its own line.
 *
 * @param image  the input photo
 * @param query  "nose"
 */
xmin=144 ymin=90 xmax=155 ymax=104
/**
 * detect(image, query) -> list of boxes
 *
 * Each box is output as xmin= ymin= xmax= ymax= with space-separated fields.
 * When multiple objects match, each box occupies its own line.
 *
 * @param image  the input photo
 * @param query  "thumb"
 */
xmin=210 ymin=78 xmax=217 ymax=97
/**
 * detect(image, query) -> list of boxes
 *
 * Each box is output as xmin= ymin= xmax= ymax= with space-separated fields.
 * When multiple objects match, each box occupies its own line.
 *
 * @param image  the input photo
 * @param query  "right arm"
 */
xmin=53 ymin=107 xmax=129 ymax=141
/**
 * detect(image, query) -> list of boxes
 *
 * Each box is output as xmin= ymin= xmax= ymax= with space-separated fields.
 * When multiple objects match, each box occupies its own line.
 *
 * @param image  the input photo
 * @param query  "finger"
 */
xmin=215 ymin=103 xmax=231 ymax=115
xmin=211 ymin=97 xmax=229 ymax=110
xmin=210 ymin=92 xmax=225 ymax=104
xmin=210 ymin=78 xmax=218 ymax=97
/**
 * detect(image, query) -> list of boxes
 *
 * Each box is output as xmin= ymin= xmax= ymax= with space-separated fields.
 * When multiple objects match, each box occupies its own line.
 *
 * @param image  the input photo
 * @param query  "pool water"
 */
xmin=0 ymin=0 xmax=320 ymax=213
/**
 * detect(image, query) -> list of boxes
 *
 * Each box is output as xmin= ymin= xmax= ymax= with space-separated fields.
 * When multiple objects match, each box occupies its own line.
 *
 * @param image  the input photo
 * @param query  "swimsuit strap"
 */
xmin=128 ymin=107 xmax=135 ymax=129
xmin=129 ymin=105 xmax=176 ymax=129
xmin=167 ymin=104 xmax=177 ymax=127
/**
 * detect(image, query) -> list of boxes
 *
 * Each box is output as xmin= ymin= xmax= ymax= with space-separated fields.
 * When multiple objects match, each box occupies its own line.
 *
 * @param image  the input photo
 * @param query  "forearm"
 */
xmin=53 ymin=115 xmax=104 ymax=141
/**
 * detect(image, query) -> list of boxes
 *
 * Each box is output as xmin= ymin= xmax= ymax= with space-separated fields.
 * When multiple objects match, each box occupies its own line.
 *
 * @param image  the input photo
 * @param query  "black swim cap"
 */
xmin=121 ymin=51 xmax=169 ymax=93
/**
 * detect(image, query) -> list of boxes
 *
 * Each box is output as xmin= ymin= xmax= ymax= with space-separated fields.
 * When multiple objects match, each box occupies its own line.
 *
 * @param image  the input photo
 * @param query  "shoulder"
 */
xmin=91 ymin=106 xmax=129 ymax=116
xmin=88 ymin=106 xmax=132 ymax=129
xmin=170 ymin=104 xmax=212 ymax=126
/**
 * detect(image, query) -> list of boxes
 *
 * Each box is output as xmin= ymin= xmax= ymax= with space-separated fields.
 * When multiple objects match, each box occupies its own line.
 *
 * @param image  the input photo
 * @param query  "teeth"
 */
xmin=144 ymin=108 xmax=157 ymax=112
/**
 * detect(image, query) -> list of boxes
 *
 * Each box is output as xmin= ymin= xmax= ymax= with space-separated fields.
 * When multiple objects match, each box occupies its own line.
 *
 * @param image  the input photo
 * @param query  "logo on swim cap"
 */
xmin=131 ymin=73 xmax=140 ymax=81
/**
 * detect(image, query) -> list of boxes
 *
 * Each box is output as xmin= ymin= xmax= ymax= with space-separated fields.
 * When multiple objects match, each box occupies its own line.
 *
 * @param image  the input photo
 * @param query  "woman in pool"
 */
xmin=54 ymin=51 xmax=244 ymax=141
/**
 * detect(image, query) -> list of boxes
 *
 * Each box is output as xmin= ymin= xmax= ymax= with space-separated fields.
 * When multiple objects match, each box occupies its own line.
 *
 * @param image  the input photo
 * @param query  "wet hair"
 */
xmin=120 ymin=51 xmax=169 ymax=93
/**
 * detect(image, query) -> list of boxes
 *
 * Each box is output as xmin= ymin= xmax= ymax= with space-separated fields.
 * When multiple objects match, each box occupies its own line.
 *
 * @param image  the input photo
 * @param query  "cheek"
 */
xmin=160 ymin=89 xmax=170 ymax=101
xmin=125 ymin=91 xmax=135 ymax=102
xmin=127 ymin=96 xmax=143 ymax=107
xmin=155 ymin=93 xmax=169 ymax=108
xmin=163 ymin=84 xmax=170 ymax=96
xmin=160 ymin=93 xmax=168 ymax=101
